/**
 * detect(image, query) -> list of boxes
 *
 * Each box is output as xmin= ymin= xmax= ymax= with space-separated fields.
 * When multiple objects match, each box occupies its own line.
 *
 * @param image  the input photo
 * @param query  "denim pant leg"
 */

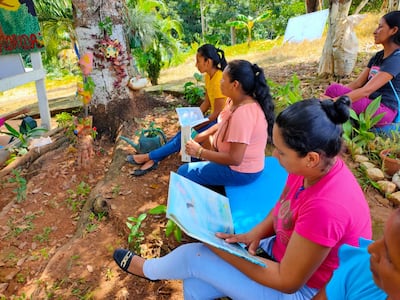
xmin=177 ymin=161 xmax=262 ymax=186
xmin=149 ymin=131 xmax=181 ymax=163
xmin=149 ymin=120 xmax=217 ymax=163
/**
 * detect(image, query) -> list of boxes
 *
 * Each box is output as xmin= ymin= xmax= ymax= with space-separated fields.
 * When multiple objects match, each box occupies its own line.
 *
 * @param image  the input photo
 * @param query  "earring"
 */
xmin=306 ymin=163 xmax=311 ymax=167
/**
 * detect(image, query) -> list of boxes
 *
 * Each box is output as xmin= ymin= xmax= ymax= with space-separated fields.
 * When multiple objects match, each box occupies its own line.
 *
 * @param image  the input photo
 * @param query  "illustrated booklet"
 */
xmin=166 ymin=172 xmax=267 ymax=267
xmin=175 ymin=107 xmax=209 ymax=162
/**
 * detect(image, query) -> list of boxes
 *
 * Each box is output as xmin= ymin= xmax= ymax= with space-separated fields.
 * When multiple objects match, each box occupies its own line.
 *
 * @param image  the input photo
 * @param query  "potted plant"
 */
xmin=380 ymin=147 xmax=400 ymax=177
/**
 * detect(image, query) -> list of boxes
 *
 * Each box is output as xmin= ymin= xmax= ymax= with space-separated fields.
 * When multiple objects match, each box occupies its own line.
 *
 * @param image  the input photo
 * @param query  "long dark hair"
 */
xmin=225 ymin=59 xmax=275 ymax=142
xmin=383 ymin=11 xmax=400 ymax=45
xmin=197 ymin=44 xmax=228 ymax=70
xmin=276 ymin=96 xmax=351 ymax=158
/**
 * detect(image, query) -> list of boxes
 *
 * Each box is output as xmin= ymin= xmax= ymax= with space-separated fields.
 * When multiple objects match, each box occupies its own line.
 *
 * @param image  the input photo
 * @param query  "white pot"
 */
xmin=128 ymin=77 xmax=148 ymax=90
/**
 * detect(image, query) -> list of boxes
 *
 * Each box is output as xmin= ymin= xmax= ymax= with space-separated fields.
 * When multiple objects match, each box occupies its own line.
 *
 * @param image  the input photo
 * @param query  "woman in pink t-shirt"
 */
xmin=178 ymin=59 xmax=275 ymax=188
xmin=113 ymin=96 xmax=372 ymax=300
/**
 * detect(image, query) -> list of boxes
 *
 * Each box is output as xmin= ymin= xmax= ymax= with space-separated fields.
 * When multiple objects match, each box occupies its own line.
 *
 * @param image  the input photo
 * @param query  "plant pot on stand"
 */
xmin=380 ymin=148 xmax=400 ymax=177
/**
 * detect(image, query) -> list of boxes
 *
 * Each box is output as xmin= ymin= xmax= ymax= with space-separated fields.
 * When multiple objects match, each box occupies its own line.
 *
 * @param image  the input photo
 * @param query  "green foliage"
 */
xmin=136 ymin=121 xmax=164 ymax=138
xmin=183 ymin=72 xmax=205 ymax=105
xmin=55 ymin=111 xmax=74 ymax=128
xmin=8 ymin=169 xmax=27 ymax=203
xmin=343 ymin=97 xmax=384 ymax=154
xmin=0 ymin=122 xmax=47 ymax=150
xmin=6 ymin=215 xmax=34 ymax=238
xmin=34 ymin=0 xmax=75 ymax=67
xmin=133 ymin=47 xmax=163 ymax=85
xmin=126 ymin=213 xmax=147 ymax=253
xmin=98 ymin=16 xmax=113 ymax=36
xmin=33 ymin=227 xmax=53 ymax=243
xmin=226 ymin=11 xmax=270 ymax=47
xmin=65 ymin=181 xmax=91 ymax=212
xmin=126 ymin=0 xmax=183 ymax=82
xmin=148 ymin=205 xmax=182 ymax=242
xmin=268 ymin=74 xmax=303 ymax=111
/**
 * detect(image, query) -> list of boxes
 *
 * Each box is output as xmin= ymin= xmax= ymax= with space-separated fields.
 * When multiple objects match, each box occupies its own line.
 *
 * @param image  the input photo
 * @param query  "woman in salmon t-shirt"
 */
xmin=178 ymin=59 xmax=275 ymax=188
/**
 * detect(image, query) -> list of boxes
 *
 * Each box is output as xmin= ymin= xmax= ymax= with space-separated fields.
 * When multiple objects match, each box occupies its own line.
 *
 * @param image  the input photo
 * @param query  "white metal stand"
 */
xmin=0 ymin=52 xmax=51 ymax=130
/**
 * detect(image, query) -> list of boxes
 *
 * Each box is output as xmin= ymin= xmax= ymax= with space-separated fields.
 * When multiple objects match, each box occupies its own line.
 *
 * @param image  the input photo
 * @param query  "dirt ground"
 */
xmin=0 ymin=62 xmax=396 ymax=299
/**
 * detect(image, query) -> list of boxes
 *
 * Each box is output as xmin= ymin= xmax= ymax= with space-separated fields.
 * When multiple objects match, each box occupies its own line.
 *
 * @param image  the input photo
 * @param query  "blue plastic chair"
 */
xmin=225 ymin=156 xmax=288 ymax=234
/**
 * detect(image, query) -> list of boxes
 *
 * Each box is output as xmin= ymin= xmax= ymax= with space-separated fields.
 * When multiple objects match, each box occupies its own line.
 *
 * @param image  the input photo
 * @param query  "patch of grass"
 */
xmin=16 ymin=273 xmax=26 ymax=284
xmin=6 ymin=216 xmax=34 ymax=238
xmin=111 ymin=185 xmax=121 ymax=197
xmin=33 ymin=227 xmax=53 ymax=243
xmin=8 ymin=169 xmax=27 ymax=203
xmin=65 ymin=181 xmax=91 ymax=212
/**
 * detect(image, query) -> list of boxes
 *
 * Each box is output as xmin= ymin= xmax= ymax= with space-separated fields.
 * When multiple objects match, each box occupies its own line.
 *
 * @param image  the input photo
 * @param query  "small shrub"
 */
xmin=148 ymin=205 xmax=182 ymax=242
xmin=126 ymin=213 xmax=147 ymax=253
xmin=268 ymin=74 xmax=303 ymax=111
xmin=183 ymin=73 xmax=205 ymax=105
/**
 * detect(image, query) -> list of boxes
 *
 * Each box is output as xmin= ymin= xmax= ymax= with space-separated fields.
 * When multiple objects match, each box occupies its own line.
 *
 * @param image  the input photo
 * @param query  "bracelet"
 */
xmin=196 ymin=147 xmax=203 ymax=159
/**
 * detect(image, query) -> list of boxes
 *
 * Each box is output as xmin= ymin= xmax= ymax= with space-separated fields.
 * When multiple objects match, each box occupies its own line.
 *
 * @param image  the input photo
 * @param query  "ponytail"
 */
xmin=197 ymin=44 xmax=227 ymax=70
xmin=226 ymin=60 xmax=275 ymax=143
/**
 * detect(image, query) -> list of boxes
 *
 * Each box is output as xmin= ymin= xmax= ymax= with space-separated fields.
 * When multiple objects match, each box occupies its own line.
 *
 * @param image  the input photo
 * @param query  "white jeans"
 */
xmin=143 ymin=238 xmax=318 ymax=300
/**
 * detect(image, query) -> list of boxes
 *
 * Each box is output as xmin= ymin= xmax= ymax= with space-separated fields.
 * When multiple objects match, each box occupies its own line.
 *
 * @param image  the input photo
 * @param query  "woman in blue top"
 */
xmin=321 ymin=11 xmax=400 ymax=127
xmin=313 ymin=208 xmax=400 ymax=300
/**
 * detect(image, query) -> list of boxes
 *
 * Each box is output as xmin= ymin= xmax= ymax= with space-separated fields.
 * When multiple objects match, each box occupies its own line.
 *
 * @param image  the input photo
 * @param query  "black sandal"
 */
xmin=126 ymin=155 xmax=144 ymax=166
xmin=113 ymin=248 xmax=157 ymax=281
xmin=131 ymin=162 xmax=158 ymax=176
xmin=113 ymin=248 xmax=136 ymax=275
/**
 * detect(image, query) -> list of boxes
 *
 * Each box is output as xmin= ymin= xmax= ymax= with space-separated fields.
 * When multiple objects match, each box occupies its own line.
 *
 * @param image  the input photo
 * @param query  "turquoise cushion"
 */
xmin=226 ymin=156 xmax=288 ymax=234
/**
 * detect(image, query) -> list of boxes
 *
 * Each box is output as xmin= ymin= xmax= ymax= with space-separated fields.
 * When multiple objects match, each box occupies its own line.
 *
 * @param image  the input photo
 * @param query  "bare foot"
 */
xmin=134 ymin=154 xmax=150 ymax=164
xmin=127 ymin=255 xmax=146 ymax=277
xmin=140 ymin=159 xmax=155 ymax=170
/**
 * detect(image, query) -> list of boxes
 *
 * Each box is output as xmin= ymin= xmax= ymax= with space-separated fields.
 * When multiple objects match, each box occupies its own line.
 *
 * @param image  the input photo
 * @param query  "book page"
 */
xmin=176 ymin=107 xmax=209 ymax=127
xmin=167 ymin=172 xmax=267 ymax=267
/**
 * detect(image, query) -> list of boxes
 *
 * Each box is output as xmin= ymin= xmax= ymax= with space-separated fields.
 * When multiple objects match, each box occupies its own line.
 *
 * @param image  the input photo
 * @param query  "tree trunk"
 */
xmin=230 ymin=26 xmax=236 ymax=45
xmin=72 ymin=0 xmax=136 ymax=140
xmin=388 ymin=0 xmax=400 ymax=10
xmin=200 ymin=0 xmax=206 ymax=39
xmin=306 ymin=0 xmax=319 ymax=12
xmin=318 ymin=0 xmax=354 ymax=78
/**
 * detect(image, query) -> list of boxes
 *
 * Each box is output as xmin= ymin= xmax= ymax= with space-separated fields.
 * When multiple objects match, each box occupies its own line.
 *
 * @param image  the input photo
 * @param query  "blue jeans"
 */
xmin=177 ymin=161 xmax=262 ymax=186
xmin=143 ymin=239 xmax=318 ymax=300
xmin=149 ymin=120 xmax=216 ymax=163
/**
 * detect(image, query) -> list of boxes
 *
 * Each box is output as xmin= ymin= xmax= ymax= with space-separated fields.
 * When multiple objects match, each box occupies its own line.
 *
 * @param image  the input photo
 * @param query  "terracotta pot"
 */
xmin=379 ymin=149 xmax=400 ymax=176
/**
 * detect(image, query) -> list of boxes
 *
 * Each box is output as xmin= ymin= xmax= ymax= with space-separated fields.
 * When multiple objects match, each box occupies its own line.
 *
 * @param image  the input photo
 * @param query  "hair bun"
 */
xmin=321 ymin=95 xmax=351 ymax=124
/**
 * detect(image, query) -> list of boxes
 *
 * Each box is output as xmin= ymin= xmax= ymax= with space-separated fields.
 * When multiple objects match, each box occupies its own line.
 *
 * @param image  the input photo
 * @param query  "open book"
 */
xmin=166 ymin=172 xmax=267 ymax=267
xmin=176 ymin=107 xmax=209 ymax=162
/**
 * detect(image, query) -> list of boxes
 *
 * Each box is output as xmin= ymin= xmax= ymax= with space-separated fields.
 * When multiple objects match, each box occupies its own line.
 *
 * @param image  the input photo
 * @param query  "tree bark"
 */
xmin=306 ymin=0 xmax=319 ymax=13
xmin=318 ymin=0 xmax=354 ymax=78
xmin=200 ymin=0 xmax=206 ymax=38
xmin=72 ymin=0 xmax=136 ymax=140
xmin=388 ymin=0 xmax=400 ymax=10
xmin=230 ymin=26 xmax=236 ymax=45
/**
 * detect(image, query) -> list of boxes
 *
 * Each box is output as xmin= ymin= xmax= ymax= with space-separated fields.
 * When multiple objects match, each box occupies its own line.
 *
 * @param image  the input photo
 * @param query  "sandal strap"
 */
xmin=120 ymin=251 xmax=133 ymax=270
